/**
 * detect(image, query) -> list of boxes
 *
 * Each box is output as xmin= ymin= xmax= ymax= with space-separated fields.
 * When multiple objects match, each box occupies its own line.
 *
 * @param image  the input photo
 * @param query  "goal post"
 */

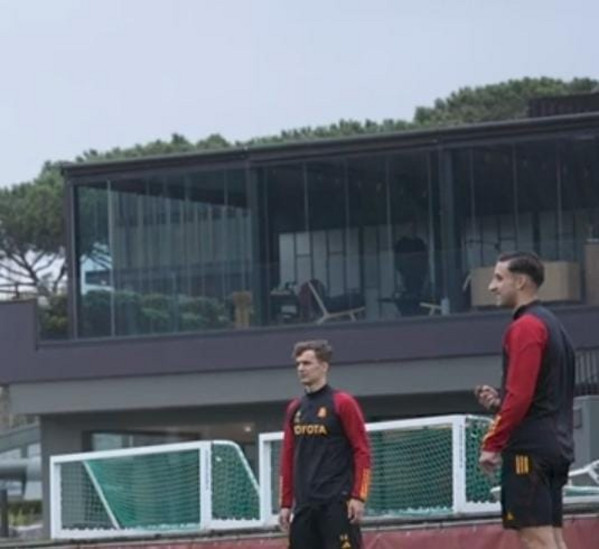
xmin=258 ymin=414 xmax=500 ymax=525
xmin=50 ymin=440 xmax=260 ymax=540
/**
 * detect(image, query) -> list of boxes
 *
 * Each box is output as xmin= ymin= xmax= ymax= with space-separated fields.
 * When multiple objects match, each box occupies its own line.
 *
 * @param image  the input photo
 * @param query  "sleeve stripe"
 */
xmin=359 ymin=468 xmax=371 ymax=500
xmin=482 ymin=415 xmax=501 ymax=445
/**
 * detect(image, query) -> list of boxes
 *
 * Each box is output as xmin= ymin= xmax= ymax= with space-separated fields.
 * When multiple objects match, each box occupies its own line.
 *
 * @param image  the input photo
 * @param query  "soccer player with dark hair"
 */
xmin=476 ymin=251 xmax=575 ymax=549
xmin=279 ymin=339 xmax=371 ymax=549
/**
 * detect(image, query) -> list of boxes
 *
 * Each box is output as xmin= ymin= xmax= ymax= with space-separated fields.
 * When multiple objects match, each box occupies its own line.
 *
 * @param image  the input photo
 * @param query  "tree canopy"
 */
xmin=413 ymin=77 xmax=599 ymax=127
xmin=0 ymin=162 xmax=65 ymax=296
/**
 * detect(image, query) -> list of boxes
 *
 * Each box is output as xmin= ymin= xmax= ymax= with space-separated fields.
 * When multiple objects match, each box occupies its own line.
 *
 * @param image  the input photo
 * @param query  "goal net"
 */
xmin=258 ymin=414 xmax=499 ymax=524
xmin=50 ymin=440 xmax=260 ymax=539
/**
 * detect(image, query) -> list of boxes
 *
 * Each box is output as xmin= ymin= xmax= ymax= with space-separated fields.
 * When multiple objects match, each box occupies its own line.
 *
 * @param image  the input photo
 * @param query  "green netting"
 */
xmin=211 ymin=443 xmax=260 ymax=520
xmin=84 ymin=449 xmax=201 ymax=530
xmin=465 ymin=417 xmax=499 ymax=504
xmin=57 ymin=418 xmax=497 ymax=535
xmin=368 ymin=426 xmax=453 ymax=516
xmin=267 ymin=416 xmax=497 ymax=518
xmin=60 ymin=462 xmax=113 ymax=530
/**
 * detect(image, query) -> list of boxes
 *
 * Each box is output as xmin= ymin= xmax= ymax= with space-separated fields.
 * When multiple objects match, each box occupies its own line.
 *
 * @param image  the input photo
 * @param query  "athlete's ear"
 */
xmin=514 ymin=273 xmax=528 ymax=291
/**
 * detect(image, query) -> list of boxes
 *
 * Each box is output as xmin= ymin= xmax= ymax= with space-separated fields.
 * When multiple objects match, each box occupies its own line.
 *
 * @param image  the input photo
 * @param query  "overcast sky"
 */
xmin=0 ymin=0 xmax=597 ymax=186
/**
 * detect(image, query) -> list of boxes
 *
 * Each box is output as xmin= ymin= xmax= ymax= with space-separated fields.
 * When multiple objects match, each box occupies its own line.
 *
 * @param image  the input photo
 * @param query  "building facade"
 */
xmin=1 ymin=112 xmax=599 ymax=532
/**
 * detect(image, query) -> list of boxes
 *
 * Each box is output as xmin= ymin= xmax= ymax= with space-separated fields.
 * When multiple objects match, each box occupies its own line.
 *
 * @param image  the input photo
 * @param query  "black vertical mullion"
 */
xmin=439 ymin=149 xmax=462 ymax=312
xmin=222 ymin=170 xmax=229 ymax=299
xmin=343 ymin=160 xmax=350 ymax=294
xmin=136 ymin=188 xmax=144 ymax=295
xmin=381 ymin=155 xmax=391 ymax=316
xmin=247 ymin=166 xmax=265 ymax=325
xmin=426 ymin=152 xmax=436 ymax=299
xmin=470 ymin=150 xmax=483 ymax=267
xmin=302 ymin=162 xmax=313 ymax=280
xmin=106 ymin=180 xmax=116 ymax=337
xmin=384 ymin=154 xmax=392 ymax=275
xmin=556 ymin=141 xmax=564 ymax=259
xmin=242 ymin=166 xmax=251 ymax=291
xmin=184 ymin=176 xmax=192 ymax=296
xmin=512 ymin=145 xmax=520 ymax=249
xmin=67 ymin=182 xmax=80 ymax=339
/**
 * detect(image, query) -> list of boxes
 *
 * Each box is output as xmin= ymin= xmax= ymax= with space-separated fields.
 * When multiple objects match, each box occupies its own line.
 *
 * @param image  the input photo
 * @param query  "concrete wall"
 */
xmin=10 ymin=354 xmax=502 ymax=416
xmin=3 ymin=298 xmax=599 ymax=386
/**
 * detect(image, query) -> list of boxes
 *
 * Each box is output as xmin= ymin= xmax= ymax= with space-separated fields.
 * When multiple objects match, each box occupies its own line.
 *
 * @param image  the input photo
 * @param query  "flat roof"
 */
xmin=61 ymin=111 xmax=599 ymax=180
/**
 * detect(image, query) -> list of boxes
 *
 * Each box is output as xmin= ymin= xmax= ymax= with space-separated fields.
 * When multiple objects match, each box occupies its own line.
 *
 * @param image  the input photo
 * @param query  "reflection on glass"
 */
xmin=76 ymin=169 xmax=252 ymax=337
xmin=69 ymin=132 xmax=599 ymax=340
xmin=453 ymin=136 xmax=599 ymax=313
xmin=260 ymin=152 xmax=436 ymax=324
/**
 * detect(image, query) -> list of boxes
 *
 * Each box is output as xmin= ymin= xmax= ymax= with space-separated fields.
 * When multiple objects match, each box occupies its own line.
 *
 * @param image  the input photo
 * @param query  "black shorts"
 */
xmin=289 ymin=500 xmax=362 ymax=549
xmin=501 ymin=452 xmax=569 ymax=530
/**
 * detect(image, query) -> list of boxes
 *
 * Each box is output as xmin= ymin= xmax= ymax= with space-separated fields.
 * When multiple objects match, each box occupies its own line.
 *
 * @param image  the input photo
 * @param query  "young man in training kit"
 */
xmin=476 ymin=252 xmax=575 ymax=549
xmin=279 ymin=340 xmax=371 ymax=549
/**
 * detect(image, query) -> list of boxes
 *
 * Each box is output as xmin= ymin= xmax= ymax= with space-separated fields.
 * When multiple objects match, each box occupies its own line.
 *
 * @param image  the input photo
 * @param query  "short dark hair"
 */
xmin=292 ymin=340 xmax=333 ymax=363
xmin=497 ymin=251 xmax=545 ymax=287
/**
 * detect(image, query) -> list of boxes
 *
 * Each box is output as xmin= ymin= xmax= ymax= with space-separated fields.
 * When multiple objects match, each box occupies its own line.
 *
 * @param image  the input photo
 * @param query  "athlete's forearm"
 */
xmin=336 ymin=394 xmax=372 ymax=500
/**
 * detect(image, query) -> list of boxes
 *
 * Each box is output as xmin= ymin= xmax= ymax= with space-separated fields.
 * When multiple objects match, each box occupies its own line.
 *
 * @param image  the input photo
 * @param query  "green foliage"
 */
xmin=0 ymin=163 xmax=63 ymax=253
xmin=140 ymin=293 xmax=171 ymax=333
xmin=0 ymin=163 xmax=65 ymax=295
xmin=413 ymin=77 xmax=599 ymax=127
xmin=242 ymin=118 xmax=414 ymax=147
xmin=179 ymin=295 xmax=231 ymax=329
xmin=76 ymin=185 xmax=109 ymax=262
xmin=74 ymin=133 xmax=232 ymax=164
xmin=8 ymin=500 xmax=42 ymax=527
xmin=76 ymin=290 xmax=230 ymax=338
xmin=38 ymin=292 xmax=69 ymax=339
xmin=62 ymin=78 xmax=598 ymax=161
xmin=81 ymin=290 xmax=112 ymax=337
xmin=39 ymin=289 xmax=231 ymax=339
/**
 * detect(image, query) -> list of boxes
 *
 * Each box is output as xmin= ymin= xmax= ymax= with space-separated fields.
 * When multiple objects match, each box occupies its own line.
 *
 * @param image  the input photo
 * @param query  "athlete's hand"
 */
xmin=474 ymin=385 xmax=500 ymax=411
xmin=278 ymin=507 xmax=292 ymax=532
xmin=347 ymin=498 xmax=365 ymax=524
xmin=479 ymin=450 xmax=501 ymax=476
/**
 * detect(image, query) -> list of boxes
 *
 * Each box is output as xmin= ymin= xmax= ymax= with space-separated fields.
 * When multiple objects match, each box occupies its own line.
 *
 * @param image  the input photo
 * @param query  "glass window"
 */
xmin=560 ymin=135 xmax=599 ymax=306
xmin=347 ymin=155 xmax=389 ymax=319
xmin=90 ymin=432 xmax=193 ymax=451
xmin=306 ymin=159 xmax=351 ymax=300
xmin=260 ymin=151 xmax=437 ymax=324
xmin=261 ymin=163 xmax=307 ymax=324
xmin=388 ymin=151 xmax=436 ymax=316
xmin=560 ymin=136 xmax=599 ymax=257
xmin=75 ymin=168 xmax=251 ymax=337
xmin=76 ymin=183 xmax=111 ymax=337
xmin=452 ymin=145 xmax=516 ymax=311
xmin=466 ymin=145 xmax=516 ymax=267
xmin=515 ymin=141 xmax=559 ymax=259
xmin=452 ymin=137 xmax=597 ymax=311
xmin=71 ymin=128 xmax=599 ymax=336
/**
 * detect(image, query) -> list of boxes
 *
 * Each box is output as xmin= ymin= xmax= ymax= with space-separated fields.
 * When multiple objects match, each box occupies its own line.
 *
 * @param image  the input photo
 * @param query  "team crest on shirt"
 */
xmin=339 ymin=534 xmax=352 ymax=548
xmin=294 ymin=410 xmax=301 ymax=424
xmin=317 ymin=406 xmax=327 ymax=418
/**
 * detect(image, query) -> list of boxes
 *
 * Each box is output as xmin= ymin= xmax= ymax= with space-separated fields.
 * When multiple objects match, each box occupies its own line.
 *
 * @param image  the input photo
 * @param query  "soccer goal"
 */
xmin=259 ymin=414 xmax=499 ymax=525
xmin=50 ymin=440 xmax=260 ymax=539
